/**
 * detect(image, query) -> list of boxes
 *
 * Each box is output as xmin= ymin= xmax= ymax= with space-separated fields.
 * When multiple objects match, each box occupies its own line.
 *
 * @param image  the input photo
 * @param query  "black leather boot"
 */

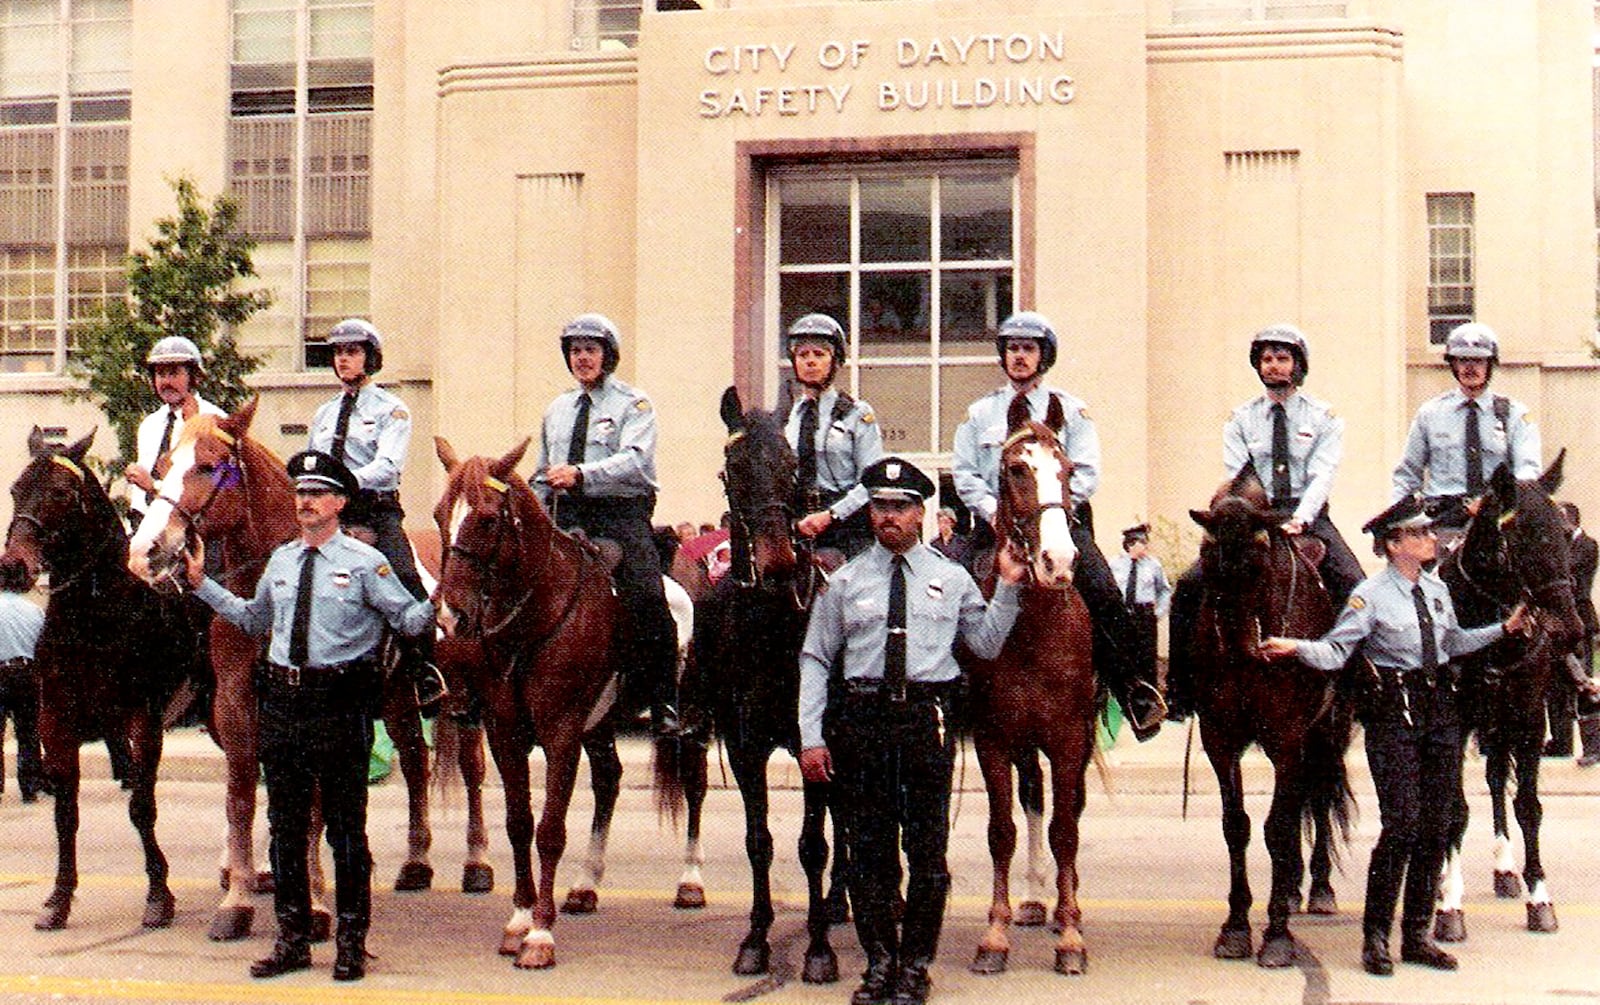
xmin=251 ymin=938 xmax=312 ymax=979
xmin=850 ymin=948 xmax=897 ymax=1005
xmin=332 ymin=920 xmax=369 ymax=981
xmin=1360 ymin=931 xmax=1393 ymax=976
xmin=891 ymin=959 xmax=932 ymax=1005
xmin=1400 ymin=929 xmax=1457 ymax=970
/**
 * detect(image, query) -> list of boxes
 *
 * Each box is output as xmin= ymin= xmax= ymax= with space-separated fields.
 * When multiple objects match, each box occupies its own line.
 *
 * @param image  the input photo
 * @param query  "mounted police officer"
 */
xmin=1260 ymin=495 xmax=1526 ymax=977
xmin=307 ymin=318 xmax=445 ymax=709
xmin=124 ymin=336 xmax=225 ymax=524
xmin=950 ymin=310 xmax=1165 ymax=738
xmin=185 ymin=450 xmax=437 ymax=982
xmin=783 ymin=313 xmax=883 ymax=559
xmin=1392 ymin=322 xmax=1542 ymax=532
xmin=800 ymin=457 xmax=1025 ymax=1005
xmin=532 ymin=312 xmax=680 ymax=736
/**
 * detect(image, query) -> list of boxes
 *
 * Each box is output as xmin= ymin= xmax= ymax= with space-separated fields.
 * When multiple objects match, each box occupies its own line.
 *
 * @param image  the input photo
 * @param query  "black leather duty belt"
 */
xmin=263 ymin=658 xmax=376 ymax=687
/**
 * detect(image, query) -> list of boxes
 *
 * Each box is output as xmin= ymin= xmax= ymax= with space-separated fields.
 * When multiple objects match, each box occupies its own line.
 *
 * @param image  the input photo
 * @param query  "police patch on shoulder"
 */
xmin=1078 ymin=407 xmax=1090 ymax=420
xmin=1347 ymin=596 xmax=1366 ymax=611
xmin=391 ymin=408 xmax=408 ymax=420
xmin=375 ymin=563 xmax=392 ymax=578
xmin=861 ymin=411 xmax=876 ymax=424
xmin=635 ymin=399 xmax=652 ymax=412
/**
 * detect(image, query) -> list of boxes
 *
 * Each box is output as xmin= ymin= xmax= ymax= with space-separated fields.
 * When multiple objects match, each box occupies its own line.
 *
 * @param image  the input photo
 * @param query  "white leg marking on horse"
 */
xmin=679 ymin=863 xmax=705 ymax=889
xmin=585 ymin=829 xmax=609 ymax=888
xmin=685 ymin=835 xmax=704 ymax=868
xmin=1494 ymin=834 xmax=1516 ymax=873
xmin=1024 ymin=807 xmax=1049 ymax=902
xmin=1438 ymin=851 xmax=1464 ymax=910
xmin=1527 ymin=880 xmax=1551 ymax=905
xmin=506 ymin=907 xmax=533 ymax=936
xmin=522 ymin=928 xmax=556 ymax=948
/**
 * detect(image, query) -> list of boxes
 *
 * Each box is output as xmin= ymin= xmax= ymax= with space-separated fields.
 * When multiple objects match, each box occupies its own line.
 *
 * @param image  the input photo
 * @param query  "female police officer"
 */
xmin=1260 ymin=495 xmax=1525 ymax=976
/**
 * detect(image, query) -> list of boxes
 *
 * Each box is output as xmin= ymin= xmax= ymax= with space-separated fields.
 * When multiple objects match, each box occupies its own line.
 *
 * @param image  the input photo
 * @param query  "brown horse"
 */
xmin=1185 ymin=463 xmax=1354 ymax=967
xmin=965 ymin=394 xmax=1099 ymax=976
xmin=1 ymin=428 xmax=192 ymax=931
xmin=432 ymin=437 xmax=683 ymax=969
xmin=128 ymin=400 xmax=492 ymax=942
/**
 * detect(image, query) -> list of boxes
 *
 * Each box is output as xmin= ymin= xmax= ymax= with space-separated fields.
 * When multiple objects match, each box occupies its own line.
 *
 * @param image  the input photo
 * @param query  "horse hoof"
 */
xmin=1213 ymin=929 xmax=1252 ymax=960
xmin=34 ymin=893 xmax=71 ymax=931
xmin=515 ymin=943 xmax=556 ymax=969
xmin=561 ymin=888 xmax=598 ymax=914
xmin=206 ymin=905 xmax=254 ymax=941
xmin=1015 ymin=901 xmax=1048 ymax=927
xmin=499 ymin=931 xmax=524 ymax=956
xmin=393 ymin=861 xmax=434 ymax=892
xmin=1305 ymin=889 xmax=1338 ymax=916
xmin=1433 ymin=908 xmax=1466 ymax=943
xmin=252 ymin=870 xmax=275 ymax=895
xmin=142 ymin=891 xmax=176 ymax=929
xmin=801 ymin=945 xmax=839 ymax=984
xmin=218 ymin=868 xmax=230 ymax=892
xmin=461 ymin=862 xmax=494 ymax=894
xmin=970 ymin=948 xmax=1008 ymax=975
xmin=1256 ymin=935 xmax=1295 ymax=968
xmin=309 ymin=910 xmax=331 ymax=943
xmin=732 ymin=940 xmax=770 ymax=976
xmin=1493 ymin=871 xmax=1522 ymax=898
xmin=1527 ymin=902 xmax=1559 ymax=933
xmin=1054 ymin=947 xmax=1088 ymax=975
xmin=673 ymin=883 xmax=706 ymax=910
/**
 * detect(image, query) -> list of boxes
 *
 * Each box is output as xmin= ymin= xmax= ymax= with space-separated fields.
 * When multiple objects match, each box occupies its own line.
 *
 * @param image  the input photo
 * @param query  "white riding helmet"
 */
xmin=996 ymin=311 xmax=1058 ymax=373
xmin=1249 ymin=323 xmax=1310 ymax=383
xmin=327 ymin=318 xmax=384 ymax=373
xmin=1444 ymin=322 xmax=1499 ymax=361
xmin=145 ymin=335 xmax=205 ymax=376
xmin=561 ymin=313 xmax=622 ymax=374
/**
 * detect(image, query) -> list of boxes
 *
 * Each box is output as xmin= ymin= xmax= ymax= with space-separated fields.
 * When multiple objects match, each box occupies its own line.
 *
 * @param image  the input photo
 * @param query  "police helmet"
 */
xmin=286 ymin=450 xmax=359 ymax=497
xmin=327 ymin=318 xmax=384 ymax=374
xmin=995 ymin=311 xmax=1058 ymax=373
xmin=560 ymin=313 xmax=622 ymax=375
xmin=1443 ymin=322 xmax=1499 ymax=361
xmin=784 ymin=313 xmax=847 ymax=363
xmin=144 ymin=336 xmax=205 ymax=378
xmin=1248 ymin=324 xmax=1310 ymax=383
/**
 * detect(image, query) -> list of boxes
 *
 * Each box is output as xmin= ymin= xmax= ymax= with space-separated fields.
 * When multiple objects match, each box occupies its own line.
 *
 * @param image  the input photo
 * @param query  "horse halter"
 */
xmin=718 ymin=429 xmax=803 ymax=596
xmin=443 ymin=474 xmax=540 ymax=640
xmin=156 ymin=429 xmax=247 ymax=542
xmin=7 ymin=454 xmax=108 ymax=592
xmin=998 ymin=427 xmax=1074 ymax=580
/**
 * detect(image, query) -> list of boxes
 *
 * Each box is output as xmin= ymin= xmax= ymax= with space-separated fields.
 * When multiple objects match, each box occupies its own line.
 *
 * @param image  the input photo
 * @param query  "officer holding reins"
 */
xmin=186 ymin=450 xmax=437 ymax=982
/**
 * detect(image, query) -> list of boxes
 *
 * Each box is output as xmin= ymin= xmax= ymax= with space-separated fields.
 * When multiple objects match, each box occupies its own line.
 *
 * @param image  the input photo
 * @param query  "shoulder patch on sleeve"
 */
xmin=860 ymin=411 xmax=875 ymax=424
xmin=391 ymin=408 xmax=409 ymax=421
xmin=1523 ymin=412 xmax=1535 ymax=424
xmin=1078 ymin=407 xmax=1090 ymax=420
xmin=635 ymin=399 xmax=652 ymax=413
xmin=1347 ymin=595 xmax=1365 ymax=611
xmin=375 ymin=563 xmax=392 ymax=578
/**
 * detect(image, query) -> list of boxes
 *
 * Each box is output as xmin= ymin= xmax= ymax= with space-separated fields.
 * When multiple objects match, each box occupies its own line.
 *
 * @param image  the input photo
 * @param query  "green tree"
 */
xmin=69 ymin=176 xmax=270 ymax=476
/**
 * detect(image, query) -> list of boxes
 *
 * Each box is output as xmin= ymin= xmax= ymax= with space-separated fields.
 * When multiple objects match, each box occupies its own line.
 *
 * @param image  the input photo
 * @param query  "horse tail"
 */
xmin=652 ymin=734 xmax=689 ymax=826
xmin=431 ymin=714 xmax=465 ymax=804
xmin=1300 ymin=699 xmax=1357 ymax=866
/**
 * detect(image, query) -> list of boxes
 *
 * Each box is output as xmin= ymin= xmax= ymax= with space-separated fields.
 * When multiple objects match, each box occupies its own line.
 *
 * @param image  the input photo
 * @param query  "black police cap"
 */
xmin=1122 ymin=523 xmax=1151 ymax=547
xmin=1360 ymin=493 xmax=1433 ymax=538
xmin=286 ymin=450 xmax=358 ymax=497
xmin=862 ymin=456 xmax=935 ymax=503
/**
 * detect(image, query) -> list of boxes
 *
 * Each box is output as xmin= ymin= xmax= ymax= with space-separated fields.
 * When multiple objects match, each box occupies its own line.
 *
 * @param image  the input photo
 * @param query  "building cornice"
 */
xmin=438 ymin=52 xmax=638 ymax=97
xmin=1148 ymin=20 xmax=1403 ymax=63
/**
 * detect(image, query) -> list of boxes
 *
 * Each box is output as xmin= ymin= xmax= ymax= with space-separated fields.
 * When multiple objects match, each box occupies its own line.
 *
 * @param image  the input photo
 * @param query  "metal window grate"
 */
xmin=0 ymin=128 xmax=57 ymax=245
xmin=305 ymin=111 xmax=370 ymax=238
xmin=227 ymin=116 xmax=296 ymax=240
xmin=66 ymin=123 xmax=128 ymax=243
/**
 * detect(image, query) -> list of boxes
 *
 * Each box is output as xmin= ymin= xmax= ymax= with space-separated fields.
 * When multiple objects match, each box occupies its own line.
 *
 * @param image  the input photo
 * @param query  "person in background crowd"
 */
xmin=930 ymin=507 xmax=969 ymax=565
xmin=0 ymin=561 xmax=45 ymax=803
xmin=1551 ymin=501 xmax=1600 ymax=762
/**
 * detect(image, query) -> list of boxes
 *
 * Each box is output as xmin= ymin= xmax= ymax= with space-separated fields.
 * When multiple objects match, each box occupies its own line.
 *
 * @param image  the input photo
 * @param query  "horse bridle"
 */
xmin=718 ymin=430 xmax=814 ymax=606
xmin=998 ymin=429 xmax=1076 ymax=582
xmin=7 ymin=453 xmax=112 ymax=594
xmin=1448 ymin=512 xmax=1575 ymax=619
xmin=155 ymin=431 xmax=247 ymax=542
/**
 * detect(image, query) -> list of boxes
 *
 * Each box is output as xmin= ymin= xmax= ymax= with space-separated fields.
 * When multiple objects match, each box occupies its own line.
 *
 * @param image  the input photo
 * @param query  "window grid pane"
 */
xmin=572 ymin=0 xmax=641 ymax=51
xmin=69 ymin=0 xmax=131 ymax=95
xmin=0 ymin=246 xmax=57 ymax=371
xmin=1426 ymin=192 xmax=1474 ymax=345
xmin=309 ymin=0 xmax=372 ymax=60
xmin=0 ymin=3 xmax=59 ymax=100
xmin=65 ymin=243 xmax=124 ymax=354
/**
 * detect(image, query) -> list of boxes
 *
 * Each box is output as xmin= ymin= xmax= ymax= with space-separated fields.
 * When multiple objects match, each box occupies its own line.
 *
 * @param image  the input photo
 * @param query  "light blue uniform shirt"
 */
xmin=952 ymin=384 xmax=1100 ymax=525
xmin=308 ymin=382 xmax=412 ymax=492
xmin=1223 ymin=390 xmax=1343 ymax=527
xmin=1110 ymin=553 xmax=1172 ymax=617
xmin=798 ymin=543 xmax=1021 ymax=749
xmin=784 ymin=389 xmax=884 ymax=520
xmin=1392 ymin=389 xmax=1541 ymax=500
xmin=1293 ymin=565 xmax=1503 ymax=672
xmin=0 ymin=592 xmax=44 ymax=662
xmin=533 ymin=375 xmax=659 ymax=505
xmin=195 ymin=531 xmax=435 ymax=667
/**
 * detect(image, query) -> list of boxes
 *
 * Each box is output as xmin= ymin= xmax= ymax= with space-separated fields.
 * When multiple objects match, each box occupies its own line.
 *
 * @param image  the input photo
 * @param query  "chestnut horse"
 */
xmin=965 ymin=394 xmax=1098 ymax=976
xmin=432 ymin=437 xmax=684 ymax=969
xmin=128 ymin=400 xmax=492 ymax=942
xmin=690 ymin=387 xmax=845 ymax=982
xmin=1185 ymin=463 xmax=1354 ymax=967
xmin=1 ymin=428 xmax=192 ymax=931
xmin=1435 ymin=456 xmax=1584 ymax=939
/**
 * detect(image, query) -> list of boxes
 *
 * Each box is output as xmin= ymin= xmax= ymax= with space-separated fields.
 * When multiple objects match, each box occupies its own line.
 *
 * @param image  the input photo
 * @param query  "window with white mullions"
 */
xmin=768 ymin=163 xmax=1018 ymax=457
xmin=1426 ymin=192 xmax=1474 ymax=345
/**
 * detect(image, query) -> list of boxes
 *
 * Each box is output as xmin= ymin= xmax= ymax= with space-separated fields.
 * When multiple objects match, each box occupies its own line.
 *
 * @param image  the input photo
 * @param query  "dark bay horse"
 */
xmin=1186 ymin=463 xmax=1354 ymax=967
xmin=1435 ymin=455 xmax=1584 ymax=939
xmin=432 ymin=437 xmax=685 ymax=969
xmin=691 ymin=387 xmax=844 ymax=983
xmin=965 ymin=394 xmax=1099 ymax=976
xmin=127 ymin=400 xmax=491 ymax=941
xmin=1 ymin=428 xmax=192 ymax=931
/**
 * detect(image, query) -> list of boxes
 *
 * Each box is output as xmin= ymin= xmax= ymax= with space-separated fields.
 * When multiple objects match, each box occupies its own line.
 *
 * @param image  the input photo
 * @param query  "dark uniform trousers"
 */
xmin=1361 ymin=669 xmax=1462 ymax=943
xmin=827 ymin=682 xmax=957 ymax=972
xmin=556 ymin=494 xmax=678 ymax=719
xmin=0 ymin=657 xmax=44 ymax=798
xmin=257 ymin=661 xmax=379 ymax=947
xmin=343 ymin=490 xmax=436 ymax=676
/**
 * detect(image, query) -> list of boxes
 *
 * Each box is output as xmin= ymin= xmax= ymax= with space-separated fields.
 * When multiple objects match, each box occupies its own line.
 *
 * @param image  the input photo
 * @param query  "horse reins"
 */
xmin=719 ymin=430 xmax=816 ymax=609
xmin=8 ymin=454 xmax=114 ymax=595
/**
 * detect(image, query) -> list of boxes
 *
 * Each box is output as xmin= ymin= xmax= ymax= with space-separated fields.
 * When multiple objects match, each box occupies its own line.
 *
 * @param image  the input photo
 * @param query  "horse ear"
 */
xmin=1490 ymin=462 xmax=1517 ymax=511
xmin=1538 ymin=447 xmax=1566 ymax=496
xmin=65 ymin=428 xmax=95 ymax=463
xmin=720 ymin=386 xmax=744 ymax=433
xmin=1006 ymin=393 xmax=1030 ymax=434
xmin=488 ymin=438 xmax=531 ymax=480
xmin=1043 ymin=394 xmax=1065 ymax=433
xmin=222 ymin=396 xmax=259 ymax=438
xmin=1231 ymin=461 xmax=1264 ymax=497
xmin=434 ymin=437 xmax=460 ymax=474
xmin=25 ymin=426 xmax=45 ymax=458
xmin=1190 ymin=508 xmax=1213 ymax=530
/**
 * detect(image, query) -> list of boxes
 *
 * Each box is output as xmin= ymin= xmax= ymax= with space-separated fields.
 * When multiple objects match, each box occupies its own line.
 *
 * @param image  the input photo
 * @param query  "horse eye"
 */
xmin=195 ymin=463 xmax=215 ymax=476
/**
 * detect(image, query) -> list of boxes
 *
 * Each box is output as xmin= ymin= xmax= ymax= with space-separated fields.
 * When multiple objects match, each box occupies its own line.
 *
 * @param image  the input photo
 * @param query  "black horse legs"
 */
xmin=728 ymin=743 xmax=775 ymax=976
xmin=1212 ymin=754 xmax=1254 ymax=960
xmin=1257 ymin=765 xmax=1305 ymax=967
xmin=798 ymin=777 xmax=840 ymax=983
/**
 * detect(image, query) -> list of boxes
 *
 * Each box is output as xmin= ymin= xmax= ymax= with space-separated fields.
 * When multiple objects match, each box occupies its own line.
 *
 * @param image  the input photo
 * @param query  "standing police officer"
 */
xmin=0 ymin=561 xmax=45 ymax=802
xmin=186 ymin=450 xmax=436 ymax=982
xmin=124 ymin=336 xmax=226 ymax=523
xmin=307 ymin=318 xmax=444 ymax=708
xmin=533 ymin=312 xmax=680 ymax=736
xmin=783 ymin=313 xmax=883 ymax=559
xmin=951 ymin=310 xmax=1164 ymax=737
xmin=1261 ymin=495 xmax=1525 ymax=976
xmin=799 ymin=457 xmax=1025 ymax=1005
xmin=1110 ymin=523 xmax=1171 ymax=708
xmin=1392 ymin=322 xmax=1542 ymax=531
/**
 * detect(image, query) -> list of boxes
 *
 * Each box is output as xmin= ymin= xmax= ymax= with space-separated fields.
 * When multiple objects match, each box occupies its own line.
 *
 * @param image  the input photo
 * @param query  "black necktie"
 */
xmin=797 ymin=398 xmax=819 ymax=493
xmin=288 ymin=546 xmax=319 ymax=668
xmin=886 ymin=555 xmax=908 ymax=701
xmin=1464 ymin=400 xmax=1484 ymax=496
xmin=156 ymin=408 xmax=177 ymax=462
xmin=566 ymin=393 xmax=592 ymax=467
xmin=330 ymin=392 xmax=358 ymax=465
xmin=1124 ymin=557 xmax=1139 ymax=607
xmin=1411 ymin=584 xmax=1439 ymax=681
xmin=1270 ymin=402 xmax=1291 ymax=505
